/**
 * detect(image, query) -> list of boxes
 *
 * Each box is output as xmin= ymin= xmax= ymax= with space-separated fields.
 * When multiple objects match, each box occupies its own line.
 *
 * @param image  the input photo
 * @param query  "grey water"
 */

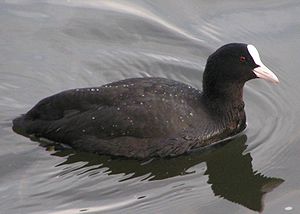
xmin=1 ymin=0 xmax=299 ymax=213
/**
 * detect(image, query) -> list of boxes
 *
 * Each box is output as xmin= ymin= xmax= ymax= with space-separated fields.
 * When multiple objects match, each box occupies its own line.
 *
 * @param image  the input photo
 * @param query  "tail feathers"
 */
xmin=12 ymin=115 xmax=51 ymax=137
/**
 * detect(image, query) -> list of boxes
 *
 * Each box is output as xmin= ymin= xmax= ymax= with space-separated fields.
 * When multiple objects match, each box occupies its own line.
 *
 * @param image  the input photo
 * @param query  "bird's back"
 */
xmin=13 ymin=77 xmax=223 ymax=157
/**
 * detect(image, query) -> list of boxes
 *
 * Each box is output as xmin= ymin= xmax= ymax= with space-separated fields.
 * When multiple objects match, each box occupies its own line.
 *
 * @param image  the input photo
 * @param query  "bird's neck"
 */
xmin=203 ymin=80 xmax=245 ymax=106
xmin=202 ymin=82 xmax=246 ymax=126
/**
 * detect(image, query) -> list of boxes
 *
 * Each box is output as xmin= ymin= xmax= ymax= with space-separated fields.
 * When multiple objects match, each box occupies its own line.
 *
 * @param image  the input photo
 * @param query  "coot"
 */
xmin=13 ymin=43 xmax=279 ymax=158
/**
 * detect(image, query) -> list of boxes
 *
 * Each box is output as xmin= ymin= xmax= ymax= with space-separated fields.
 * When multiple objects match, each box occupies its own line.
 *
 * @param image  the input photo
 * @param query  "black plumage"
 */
xmin=13 ymin=43 xmax=278 ymax=158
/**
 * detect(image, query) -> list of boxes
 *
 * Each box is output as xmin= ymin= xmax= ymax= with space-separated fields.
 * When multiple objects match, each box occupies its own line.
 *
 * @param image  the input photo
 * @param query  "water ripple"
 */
xmin=1 ymin=0 xmax=298 ymax=213
xmin=244 ymin=78 xmax=295 ymax=174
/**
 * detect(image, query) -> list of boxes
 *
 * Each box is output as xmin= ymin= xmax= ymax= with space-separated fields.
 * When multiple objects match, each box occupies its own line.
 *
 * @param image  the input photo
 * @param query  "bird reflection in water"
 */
xmin=46 ymin=135 xmax=283 ymax=212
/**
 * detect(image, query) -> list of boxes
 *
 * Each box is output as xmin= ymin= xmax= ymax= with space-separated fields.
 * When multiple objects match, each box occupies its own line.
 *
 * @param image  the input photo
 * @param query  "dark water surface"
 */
xmin=1 ymin=0 xmax=300 ymax=213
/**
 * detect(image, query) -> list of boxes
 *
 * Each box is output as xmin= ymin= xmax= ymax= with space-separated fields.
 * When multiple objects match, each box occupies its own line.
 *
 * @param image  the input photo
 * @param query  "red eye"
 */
xmin=240 ymin=56 xmax=246 ymax=62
